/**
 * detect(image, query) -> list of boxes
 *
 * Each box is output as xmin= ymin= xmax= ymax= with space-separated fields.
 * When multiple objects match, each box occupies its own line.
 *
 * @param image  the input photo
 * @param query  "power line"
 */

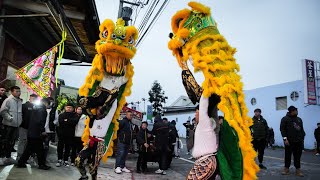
xmin=138 ymin=0 xmax=158 ymax=32
xmin=136 ymin=0 xmax=169 ymax=47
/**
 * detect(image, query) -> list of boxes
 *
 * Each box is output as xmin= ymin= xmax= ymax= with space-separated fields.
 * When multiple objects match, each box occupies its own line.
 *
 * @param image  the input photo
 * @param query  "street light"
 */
xmin=142 ymin=98 xmax=146 ymax=114
xmin=121 ymin=6 xmax=132 ymax=25
xmin=136 ymin=101 xmax=141 ymax=111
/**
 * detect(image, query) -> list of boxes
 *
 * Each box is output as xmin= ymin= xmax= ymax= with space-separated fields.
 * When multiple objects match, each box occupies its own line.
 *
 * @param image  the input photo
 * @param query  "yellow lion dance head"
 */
xmin=96 ymin=18 xmax=138 ymax=75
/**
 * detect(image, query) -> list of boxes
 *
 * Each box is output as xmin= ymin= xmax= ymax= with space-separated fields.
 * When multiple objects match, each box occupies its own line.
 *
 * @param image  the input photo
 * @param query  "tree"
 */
xmin=148 ymin=81 xmax=167 ymax=116
xmin=56 ymin=93 xmax=77 ymax=113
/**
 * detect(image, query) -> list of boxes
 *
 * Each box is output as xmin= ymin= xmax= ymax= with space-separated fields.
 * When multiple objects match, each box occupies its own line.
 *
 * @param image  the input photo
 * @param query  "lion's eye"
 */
xmin=111 ymin=34 xmax=116 ymax=39
xmin=102 ymin=30 xmax=108 ymax=38
xmin=176 ymin=18 xmax=183 ymax=27
xmin=128 ymin=36 xmax=134 ymax=45
xmin=120 ymin=34 xmax=126 ymax=40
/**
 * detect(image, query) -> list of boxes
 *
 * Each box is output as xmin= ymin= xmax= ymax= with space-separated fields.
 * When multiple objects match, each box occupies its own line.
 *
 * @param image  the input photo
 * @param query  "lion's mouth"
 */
xmin=103 ymin=55 xmax=128 ymax=76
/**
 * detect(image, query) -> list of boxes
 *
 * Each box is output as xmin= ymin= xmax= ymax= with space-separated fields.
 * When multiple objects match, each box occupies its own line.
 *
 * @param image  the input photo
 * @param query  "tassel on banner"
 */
xmin=55 ymin=30 xmax=67 ymax=86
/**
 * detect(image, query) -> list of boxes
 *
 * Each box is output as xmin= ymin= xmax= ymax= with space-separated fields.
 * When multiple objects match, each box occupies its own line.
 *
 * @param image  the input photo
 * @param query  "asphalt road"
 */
xmin=1 ymin=140 xmax=320 ymax=180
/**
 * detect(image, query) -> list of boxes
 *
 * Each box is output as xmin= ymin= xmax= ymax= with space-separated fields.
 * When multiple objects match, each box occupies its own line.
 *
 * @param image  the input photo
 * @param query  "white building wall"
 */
xmin=60 ymin=86 xmax=79 ymax=97
xmin=163 ymin=111 xmax=196 ymax=138
xmin=244 ymin=80 xmax=320 ymax=149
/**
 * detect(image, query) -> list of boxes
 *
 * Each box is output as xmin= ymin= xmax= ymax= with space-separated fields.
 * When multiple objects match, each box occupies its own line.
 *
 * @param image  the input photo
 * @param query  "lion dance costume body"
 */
xmin=75 ymin=18 xmax=138 ymax=180
xmin=168 ymin=2 xmax=259 ymax=180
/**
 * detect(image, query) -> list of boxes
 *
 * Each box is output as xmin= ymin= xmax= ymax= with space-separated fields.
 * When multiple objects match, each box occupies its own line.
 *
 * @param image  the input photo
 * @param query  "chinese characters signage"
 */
xmin=304 ymin=59 xmax=317 ymax=105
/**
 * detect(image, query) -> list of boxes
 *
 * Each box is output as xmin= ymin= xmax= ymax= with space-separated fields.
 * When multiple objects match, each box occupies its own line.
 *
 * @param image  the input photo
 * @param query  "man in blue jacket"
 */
xmin=280 ymin=106 xmax=305 ymax=177
xmin=115 ymin=111 xmax=133 ymax=174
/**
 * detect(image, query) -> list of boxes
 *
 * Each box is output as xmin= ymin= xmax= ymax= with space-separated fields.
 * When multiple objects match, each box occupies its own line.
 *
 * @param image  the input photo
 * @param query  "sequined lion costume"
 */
xmin=168 ymin=2 xmax=259 ymax=180
xmin=75 ymin=18 xmax=138 ymax=179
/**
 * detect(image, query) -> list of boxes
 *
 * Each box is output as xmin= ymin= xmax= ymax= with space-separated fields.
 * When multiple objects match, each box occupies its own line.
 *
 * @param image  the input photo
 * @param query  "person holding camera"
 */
xmin=16 ymin=98 xmax=51 ymax=170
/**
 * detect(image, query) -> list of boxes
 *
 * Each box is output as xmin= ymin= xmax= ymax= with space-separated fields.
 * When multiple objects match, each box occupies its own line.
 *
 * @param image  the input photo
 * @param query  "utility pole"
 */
xmin=117 ymin=0 xmax=123 ymax=18
xmin=117 ymin=0 xmax=140 ymax=25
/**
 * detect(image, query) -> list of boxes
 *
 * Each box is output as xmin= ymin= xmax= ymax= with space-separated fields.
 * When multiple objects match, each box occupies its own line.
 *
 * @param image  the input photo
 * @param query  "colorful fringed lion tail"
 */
xmin=78 ymin=18 xmax=138 ymax=163
xmin=168 ymin=2 xmax=259 ymax=180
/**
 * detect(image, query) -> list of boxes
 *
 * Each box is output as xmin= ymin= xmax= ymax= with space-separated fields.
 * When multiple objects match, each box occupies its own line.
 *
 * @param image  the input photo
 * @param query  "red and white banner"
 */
xmin=302 ymin=59 xmax=317 ymax=105
xmin=122 ymin=106 xmax=143 ymax=120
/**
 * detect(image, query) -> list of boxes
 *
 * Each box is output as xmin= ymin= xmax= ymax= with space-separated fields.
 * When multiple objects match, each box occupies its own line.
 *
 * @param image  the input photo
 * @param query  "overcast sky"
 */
xmin=58 ymin=0 xmax=320 ymax=108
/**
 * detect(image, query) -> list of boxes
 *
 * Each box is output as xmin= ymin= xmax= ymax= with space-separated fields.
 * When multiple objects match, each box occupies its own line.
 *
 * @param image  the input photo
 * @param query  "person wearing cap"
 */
xmin=56 ymin=103 xmax=80 ymax=167
xmin=314 ymin=122 xmax=320 ymax=156
xmin=136 ymin=121 xmax=151 ymax=173
xmin=250 ymin=108 xmax=268 ymax=170
xmin=280 ymin=106 xmax=305 ymax=177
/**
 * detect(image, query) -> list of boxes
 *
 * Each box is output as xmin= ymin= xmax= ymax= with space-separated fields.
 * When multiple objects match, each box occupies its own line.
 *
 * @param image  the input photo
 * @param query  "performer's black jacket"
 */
xmin=314 ymin=127 xmax=320 ymax=142
xmin=21 ymin=101 xmax=34 ymax=129
xmin=27 ymin=104 xmax=47 ymax=139
xmin=137 ymin=128 xmax=152 ymax=152
xmin=280 ymin=113 xmax=305 ymax=143
xmin=58 ymin=112 xmax=79 ymax=138
xmin=117 ymin=117 xmax=133 ymax=145
xmin=169 ymin=124 xmax=179 ymax=144
xmin=152 ymin=120 xmax=169 ymax=148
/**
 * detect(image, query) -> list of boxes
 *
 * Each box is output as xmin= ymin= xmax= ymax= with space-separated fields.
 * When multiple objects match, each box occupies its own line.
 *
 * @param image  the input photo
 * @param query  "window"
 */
xmin=290 ymin=91 xmax=299 ymax=101
xmin=250 ymin=98 xmax=257 ymax=105
xmin=276 ymin=96 xmax=287 ymax=110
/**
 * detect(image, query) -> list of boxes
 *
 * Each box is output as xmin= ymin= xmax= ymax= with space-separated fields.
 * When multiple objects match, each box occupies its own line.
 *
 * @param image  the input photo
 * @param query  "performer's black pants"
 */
xmin=71 ymin=137 xmax=83 ymax=163
xmin=167 ymin=145 xmax=174 ymax=168
xmin=317 ymin=141 xmax=320 ymax=154
xmin=18 ymin=138 xmax=45 ymax=166
xmin=75 ymin=141 xmax=99 ymax=180
xmin=0 ymin=124 xmax=6 ymax=157
xmin=252 ymin=139 xmax=266 ymax=164
xmin=157 ymin=145 xmax=168 ymax=170
xmin=285 ymin=141 xmax=303 ymax=169
xmin=136 ymin=149 xmax=147 ymax=171
xmin=2 ymin=125 xmax=18 ymax=158
xmin=57 ymin=136 xmax=72 ymax=161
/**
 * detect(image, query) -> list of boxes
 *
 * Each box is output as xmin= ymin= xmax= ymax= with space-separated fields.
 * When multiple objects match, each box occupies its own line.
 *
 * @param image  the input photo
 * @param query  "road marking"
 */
xmin=0 ymin=164 xmax=14 ymax=180
xmin=178 ymin=157 xmax=195 ymax=164
xmin=264 ymin=156 xmax=320 ymax=166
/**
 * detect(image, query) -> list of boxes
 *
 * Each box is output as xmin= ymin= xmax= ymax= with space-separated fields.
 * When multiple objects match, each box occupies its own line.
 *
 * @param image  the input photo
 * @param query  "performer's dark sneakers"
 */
xmin=79 ymin=175 xmax=88 ymax=180
xmin=281 ymin=167 xmax=290 ymax=175
xmin=259 ymin=164 xmax=267 ymax=169
xmin=15 ymin=163 xmax=27 ymax=168
xmin=38 ymin=164 xmax=51 ymax=170
xmin=295 ymin=169 xmax=304 ymax=177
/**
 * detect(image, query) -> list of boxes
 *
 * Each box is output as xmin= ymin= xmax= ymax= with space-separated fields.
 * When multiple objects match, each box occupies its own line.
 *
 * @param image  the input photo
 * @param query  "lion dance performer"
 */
xmin=168 ymin=2 xmax=259 ymax=180
xmin=75 ymin=18 xmax=138 ymax=180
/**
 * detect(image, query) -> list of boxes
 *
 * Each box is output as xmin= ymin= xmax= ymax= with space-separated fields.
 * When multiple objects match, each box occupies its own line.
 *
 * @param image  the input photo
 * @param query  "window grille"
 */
xmin=276 ymin=96 xmax=287 ymax=110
